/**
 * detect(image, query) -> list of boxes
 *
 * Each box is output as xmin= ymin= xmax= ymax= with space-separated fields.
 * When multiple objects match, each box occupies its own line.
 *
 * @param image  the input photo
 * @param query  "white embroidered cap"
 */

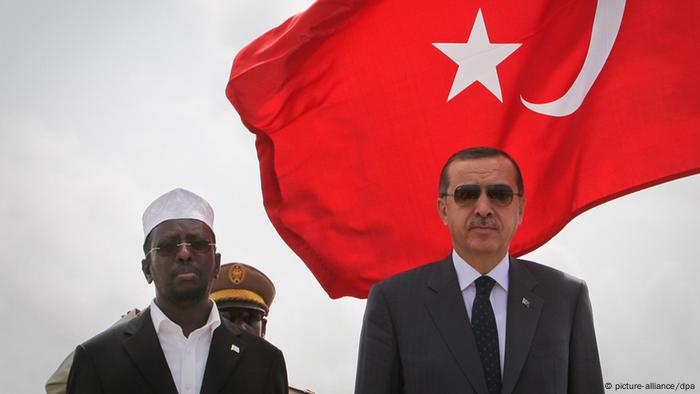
xmin=142 ymin=188 xmax=214 ymax=239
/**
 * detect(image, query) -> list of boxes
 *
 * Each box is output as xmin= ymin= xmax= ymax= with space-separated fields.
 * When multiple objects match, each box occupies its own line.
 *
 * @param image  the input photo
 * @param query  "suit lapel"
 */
xmin=502 ymin=258 xmax=543 ymax=394
xmin=424 ymin=256 xmax=490 ymax=394
xmin=122 ymin=308 xmax=179 ymax=394
xmin=200 ymin=318 xmax=244 ymax=394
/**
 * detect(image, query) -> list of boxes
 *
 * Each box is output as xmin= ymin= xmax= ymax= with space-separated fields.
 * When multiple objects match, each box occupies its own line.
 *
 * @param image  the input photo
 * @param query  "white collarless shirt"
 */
xmin=452 ymin=250 xmax=509 ymax=375
xmin=150 ymin=299 xmax=221 ymax=394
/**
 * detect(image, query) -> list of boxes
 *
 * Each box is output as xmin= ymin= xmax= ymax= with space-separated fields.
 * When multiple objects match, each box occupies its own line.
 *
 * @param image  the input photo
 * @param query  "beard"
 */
xmin=160 ymin=266 xmax=210 ymax=303
xmin=168 ymin=283 xmax=208 ymax=302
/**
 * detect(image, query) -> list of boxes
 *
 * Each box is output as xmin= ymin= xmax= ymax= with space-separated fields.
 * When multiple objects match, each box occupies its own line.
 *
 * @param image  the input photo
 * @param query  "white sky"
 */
xmin=1 ymin=1 xmax=698 ymax=393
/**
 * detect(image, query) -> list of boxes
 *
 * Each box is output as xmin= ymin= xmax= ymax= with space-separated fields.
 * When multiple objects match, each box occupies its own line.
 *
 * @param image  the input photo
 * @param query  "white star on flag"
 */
xmin=433 ymin=9 xmax=521 ymax=102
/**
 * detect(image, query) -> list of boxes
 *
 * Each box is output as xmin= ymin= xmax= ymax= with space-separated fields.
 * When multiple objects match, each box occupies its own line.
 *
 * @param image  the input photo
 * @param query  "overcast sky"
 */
xmin=1 ymin=1 xmax=698 ymax=393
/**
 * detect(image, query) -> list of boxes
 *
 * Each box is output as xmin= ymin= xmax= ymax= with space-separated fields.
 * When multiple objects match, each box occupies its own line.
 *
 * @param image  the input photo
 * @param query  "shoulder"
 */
xmin=77 ymin=310 xmax=148 ymax=354
xmin=515 ymin=258 xmax=584 ymax=283
xmin=513 ymin=259 xmax=583 ymax=285
xmin=513 ymin=258 xmax=588 ymax=299
xmin=378 ymin=258 xmax=443 ymax=286
xmin=80 ymin=319 xmax=132 ymax=347
xmin=370 ymin=258 xmax=447 ymax=299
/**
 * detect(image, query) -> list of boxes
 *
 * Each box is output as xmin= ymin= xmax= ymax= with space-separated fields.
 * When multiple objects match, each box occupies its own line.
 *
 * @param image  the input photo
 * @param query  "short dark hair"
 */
xmin=438 ymin=147 xmax=524 ymax=196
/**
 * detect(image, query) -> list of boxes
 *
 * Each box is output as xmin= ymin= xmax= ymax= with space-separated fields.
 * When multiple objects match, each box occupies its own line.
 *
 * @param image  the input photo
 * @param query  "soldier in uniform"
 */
xmin=211 ymin=262 xmax=315 ymax=394
xmin=209 ymin=262 xmax=274 ymax=339
xmin=47 ymin=261 xmax=314 ymax=394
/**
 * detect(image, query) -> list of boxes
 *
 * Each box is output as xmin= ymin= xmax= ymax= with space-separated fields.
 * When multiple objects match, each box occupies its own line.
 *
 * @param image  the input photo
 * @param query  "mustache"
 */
xmin=468 ymin=217 xmax=499 ymax=229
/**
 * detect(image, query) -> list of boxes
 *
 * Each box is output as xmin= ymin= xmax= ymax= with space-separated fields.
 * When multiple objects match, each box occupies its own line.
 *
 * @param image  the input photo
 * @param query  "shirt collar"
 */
xmin=150 ymin=298 xmax=221 ymax=335
xmin=452 ymin=250 xmax=510 ymax=292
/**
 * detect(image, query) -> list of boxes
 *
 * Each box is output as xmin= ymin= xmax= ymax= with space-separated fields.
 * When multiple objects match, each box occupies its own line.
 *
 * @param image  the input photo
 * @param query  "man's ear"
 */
xmin=261 ymin=318 xmax=268 ymax=338
xmin=437 ymin=197 xmax=448 ymax=225
xmin=142 ymin=258 xmax=153 ymax=284
xmin=518 ymin=195 xmax=526 ymax=224
xmin=214 ymin=253 xmax=221 ymax=278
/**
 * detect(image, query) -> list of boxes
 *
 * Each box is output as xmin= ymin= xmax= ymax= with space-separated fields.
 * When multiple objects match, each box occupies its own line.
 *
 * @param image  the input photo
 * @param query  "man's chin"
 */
xmin=464 ymin=240 xmax=502 ymax=256
xmin=169 ymin=286 xmax=208 ymax=303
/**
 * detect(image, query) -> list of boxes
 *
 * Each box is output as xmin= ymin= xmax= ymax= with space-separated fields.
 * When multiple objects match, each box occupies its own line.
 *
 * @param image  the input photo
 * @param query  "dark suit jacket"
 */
xmin=355 ymin=256 xmax=603 ymax=394
xmin=66 ymin=307 xmax=288 ymax=394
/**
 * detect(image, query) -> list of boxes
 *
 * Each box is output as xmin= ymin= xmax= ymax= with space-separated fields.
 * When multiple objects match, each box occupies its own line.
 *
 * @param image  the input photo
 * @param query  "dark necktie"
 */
xmin=472 ymin=275 xmax=502 ymax=394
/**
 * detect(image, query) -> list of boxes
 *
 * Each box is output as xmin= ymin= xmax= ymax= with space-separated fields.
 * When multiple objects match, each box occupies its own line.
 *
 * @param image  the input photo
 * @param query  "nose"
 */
xmin=473 ymin=190 xmax=494 ymax=217
xmin=232 ymin=317 xmax=249 ymax=329
xmin=175 ymin=243 xmax=193 ymax=261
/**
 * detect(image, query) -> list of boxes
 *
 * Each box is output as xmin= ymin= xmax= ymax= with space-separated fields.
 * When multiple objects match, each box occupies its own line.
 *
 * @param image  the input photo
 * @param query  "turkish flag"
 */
xmin=227 ymin=0 xmax=700 ymax=298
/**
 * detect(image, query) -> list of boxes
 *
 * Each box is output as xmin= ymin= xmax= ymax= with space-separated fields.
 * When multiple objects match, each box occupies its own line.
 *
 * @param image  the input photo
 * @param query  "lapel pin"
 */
xmin=522 ymin=297 xmax=530 ymax=308
xmin=230 ymin=344 xmax=240 ymax=353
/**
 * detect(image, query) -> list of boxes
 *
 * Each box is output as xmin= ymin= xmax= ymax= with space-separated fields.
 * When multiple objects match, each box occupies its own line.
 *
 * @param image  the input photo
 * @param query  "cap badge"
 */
xmin=229 ymin=264 xmax=245 ymax=284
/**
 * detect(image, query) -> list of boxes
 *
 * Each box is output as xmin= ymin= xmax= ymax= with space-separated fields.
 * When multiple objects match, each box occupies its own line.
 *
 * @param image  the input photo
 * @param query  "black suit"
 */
xmin=67 ymin=307 xmax=287 ymax=394
xmin=355 ymin=256 xmax=603 ymax=394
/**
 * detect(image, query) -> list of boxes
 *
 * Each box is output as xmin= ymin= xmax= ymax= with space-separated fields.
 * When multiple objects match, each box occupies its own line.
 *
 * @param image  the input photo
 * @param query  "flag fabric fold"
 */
xmin=227 ymin=0 xmax=700 ymax=298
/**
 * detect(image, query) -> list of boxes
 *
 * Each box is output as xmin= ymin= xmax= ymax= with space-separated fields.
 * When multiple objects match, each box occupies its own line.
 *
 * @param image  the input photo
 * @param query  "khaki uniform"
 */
xmin=45 ymin=352 xmax=73 ymax=394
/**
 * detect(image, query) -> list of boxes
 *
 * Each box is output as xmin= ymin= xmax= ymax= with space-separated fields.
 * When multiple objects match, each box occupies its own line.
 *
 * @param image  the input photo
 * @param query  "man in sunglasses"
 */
xmin=211 ymin=263 xmax=316 ymax=394
xmin=356 ymin=147 xmax=603 ymax=394
xmin=210 ymin=262 xmax=275 ymax=338
xmin=65 ymin=188 xmax=288 ymax=394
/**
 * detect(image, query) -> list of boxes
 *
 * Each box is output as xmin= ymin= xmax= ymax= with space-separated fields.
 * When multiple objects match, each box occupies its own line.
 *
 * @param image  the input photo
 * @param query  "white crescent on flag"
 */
xmin=521 ymin=0 xmax=627 ymax=117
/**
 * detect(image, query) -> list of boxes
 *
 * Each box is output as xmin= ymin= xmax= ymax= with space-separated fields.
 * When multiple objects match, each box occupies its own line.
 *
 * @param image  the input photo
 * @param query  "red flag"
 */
xmin=227 ymin=0 xmax=700 ymax=298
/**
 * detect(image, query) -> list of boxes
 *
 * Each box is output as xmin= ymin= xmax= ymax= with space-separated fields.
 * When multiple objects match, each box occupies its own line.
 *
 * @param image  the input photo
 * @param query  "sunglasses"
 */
xmin=220 ymin=309 xmax=265 ymax=325
xmin=441 ymin=184 xmax=522 ymax=207
xmin=145 ymin=240 xmax=216 ymax=257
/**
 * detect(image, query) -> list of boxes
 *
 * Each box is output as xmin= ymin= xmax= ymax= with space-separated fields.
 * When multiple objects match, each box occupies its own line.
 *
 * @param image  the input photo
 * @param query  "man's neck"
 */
xmin=155 ymin=297 xmax=212 ymax=337
xmin=455 ymin=249 xmax=508 ymax=275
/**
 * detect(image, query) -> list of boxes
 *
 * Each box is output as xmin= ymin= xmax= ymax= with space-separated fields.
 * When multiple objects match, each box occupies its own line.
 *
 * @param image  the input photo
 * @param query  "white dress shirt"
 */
xmin=452 ymin=250 xmax=509 ymax=376
xmin=150 ymin=299 xmax=221 ymax=394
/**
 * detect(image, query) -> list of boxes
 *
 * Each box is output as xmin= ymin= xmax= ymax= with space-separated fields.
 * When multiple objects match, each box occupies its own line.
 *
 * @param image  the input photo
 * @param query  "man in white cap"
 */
xmin=66 ymin=188 xmax=288 ymax=394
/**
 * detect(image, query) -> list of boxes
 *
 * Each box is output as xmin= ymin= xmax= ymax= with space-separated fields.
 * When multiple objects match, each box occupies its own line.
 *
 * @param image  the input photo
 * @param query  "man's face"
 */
xmin=218 ymin=306 xmax=267 ymax=337
xmin=437 ymin=156 xmax=525 ymax=261
xmin=142 ymin=219 xmax=221 ymax=305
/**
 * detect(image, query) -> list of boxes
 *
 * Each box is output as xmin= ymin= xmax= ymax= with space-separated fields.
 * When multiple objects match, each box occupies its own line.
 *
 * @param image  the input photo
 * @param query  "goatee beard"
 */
xmin=170 ymin=286 xmax=207 ymax=303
